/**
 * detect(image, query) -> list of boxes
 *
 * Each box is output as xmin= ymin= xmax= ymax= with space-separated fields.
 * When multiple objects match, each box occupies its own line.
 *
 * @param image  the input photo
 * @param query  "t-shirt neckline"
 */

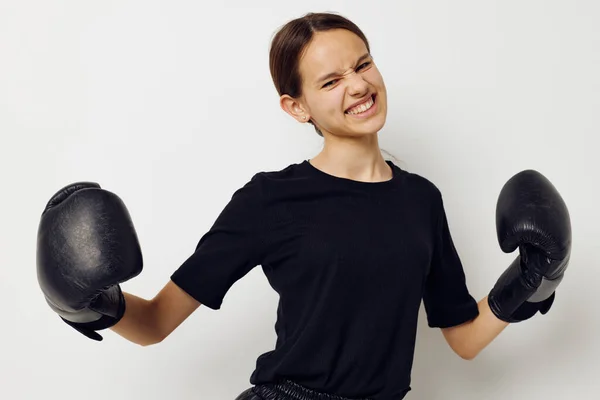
xmin=300 ymin=159 xmax=401 ymax=190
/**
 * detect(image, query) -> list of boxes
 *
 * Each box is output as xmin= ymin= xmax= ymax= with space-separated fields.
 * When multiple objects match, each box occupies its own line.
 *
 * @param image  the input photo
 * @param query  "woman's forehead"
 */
xmin=300 ymin=30 xmax=368 ymax=82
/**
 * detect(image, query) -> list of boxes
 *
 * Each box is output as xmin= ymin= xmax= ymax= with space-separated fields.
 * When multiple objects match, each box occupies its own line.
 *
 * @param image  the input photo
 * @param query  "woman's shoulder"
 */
xmin=235 ymin=161 xmax=308 ymax=199
xmin=389 ymin=161 xmax=443 ymax=200
xmin=254 ymin=160 xmax=307 ymax=180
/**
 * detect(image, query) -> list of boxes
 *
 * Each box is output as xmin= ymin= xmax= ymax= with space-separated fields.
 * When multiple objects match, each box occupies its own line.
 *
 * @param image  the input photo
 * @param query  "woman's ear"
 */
xmin=280 ymin=95 xmax=310 ymax=123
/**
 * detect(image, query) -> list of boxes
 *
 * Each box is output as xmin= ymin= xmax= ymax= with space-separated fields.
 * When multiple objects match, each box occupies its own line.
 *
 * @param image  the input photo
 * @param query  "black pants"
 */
xmin=234 ymin=380 xmax=372 ymax=400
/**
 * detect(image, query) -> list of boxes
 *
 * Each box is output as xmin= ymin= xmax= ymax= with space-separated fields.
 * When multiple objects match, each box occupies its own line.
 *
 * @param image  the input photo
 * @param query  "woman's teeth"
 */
xmin=346 ymin=96 xmax=374 ymax=115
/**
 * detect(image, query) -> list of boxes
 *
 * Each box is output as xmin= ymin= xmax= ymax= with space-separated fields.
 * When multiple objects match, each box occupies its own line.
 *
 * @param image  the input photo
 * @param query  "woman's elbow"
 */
xmin=139 ymin=337 xmax=163 ymax=347
xmin=446 ymin=337 xmax=479 ymax=360
xmin=454 ymin=346 xmax=479 ymax=361
xmin=141 ymin=328 xmax=171 ymax=347
xmin=125 ymin=326 xmax=167 ymax=347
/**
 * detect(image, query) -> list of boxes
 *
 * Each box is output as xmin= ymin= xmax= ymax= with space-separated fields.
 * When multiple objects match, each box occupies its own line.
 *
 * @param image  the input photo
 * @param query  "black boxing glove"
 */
xmin=36 ymin=182 xmax=143 ymax=340
xmin=488 ymin=170 xmax=572 ymax=322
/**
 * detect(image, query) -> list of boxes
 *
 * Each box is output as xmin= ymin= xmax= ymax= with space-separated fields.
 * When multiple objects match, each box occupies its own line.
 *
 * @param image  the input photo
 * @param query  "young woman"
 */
xmin=36 ymin=12 xmax=571 ymax=400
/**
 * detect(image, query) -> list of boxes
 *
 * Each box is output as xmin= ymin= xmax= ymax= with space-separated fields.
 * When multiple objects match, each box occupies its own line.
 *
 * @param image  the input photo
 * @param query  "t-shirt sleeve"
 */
xmin=423 ymin=193 xmax=479 ymax=328
xmin=170 ymin=174 xmax=268 ymax=310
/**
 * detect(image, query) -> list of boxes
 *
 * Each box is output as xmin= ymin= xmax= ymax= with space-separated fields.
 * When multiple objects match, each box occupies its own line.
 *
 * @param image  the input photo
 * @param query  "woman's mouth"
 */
xmin=345 ymin=94 xmax=377 ymax=118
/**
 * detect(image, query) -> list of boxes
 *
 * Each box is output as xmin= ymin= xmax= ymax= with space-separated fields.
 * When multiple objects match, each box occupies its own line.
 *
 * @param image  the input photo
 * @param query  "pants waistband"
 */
xmin=252 ymin=380 xmax=372 ymax=400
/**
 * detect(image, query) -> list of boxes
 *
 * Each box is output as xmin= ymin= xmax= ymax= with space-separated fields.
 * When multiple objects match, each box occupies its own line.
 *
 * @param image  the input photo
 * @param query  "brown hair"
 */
xmin=269 ymin=12 xmax=371 ymax=137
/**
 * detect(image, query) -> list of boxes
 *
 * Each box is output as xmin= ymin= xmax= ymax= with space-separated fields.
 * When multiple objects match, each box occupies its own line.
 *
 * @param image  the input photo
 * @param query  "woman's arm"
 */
xmin=440 ymin=296 xmax=509 ymax=360
xmin=110 ymin=281 xmax=201 ymax=346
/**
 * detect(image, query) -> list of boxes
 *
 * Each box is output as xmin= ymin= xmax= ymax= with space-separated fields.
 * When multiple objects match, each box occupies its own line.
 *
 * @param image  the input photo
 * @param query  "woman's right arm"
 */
xmin=110 ymin=281 xmax=201 ymax=346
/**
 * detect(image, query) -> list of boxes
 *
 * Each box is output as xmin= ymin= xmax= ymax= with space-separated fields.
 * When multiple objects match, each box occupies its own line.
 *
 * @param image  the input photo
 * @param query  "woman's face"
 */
xmin=283 ymin=29 xmax=388 ymax=138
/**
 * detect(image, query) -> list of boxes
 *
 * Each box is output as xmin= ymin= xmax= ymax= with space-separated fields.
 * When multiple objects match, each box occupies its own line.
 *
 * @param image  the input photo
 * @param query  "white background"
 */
xmin=1 ymin=1 xmax=598 ymax=399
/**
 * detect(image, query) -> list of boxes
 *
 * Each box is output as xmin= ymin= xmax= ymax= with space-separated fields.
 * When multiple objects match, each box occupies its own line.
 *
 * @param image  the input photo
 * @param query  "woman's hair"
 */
xmin=269 ymin=12 xmax=370 ymax=138
xmin=269 ymin=12 xmax=400 ymax=164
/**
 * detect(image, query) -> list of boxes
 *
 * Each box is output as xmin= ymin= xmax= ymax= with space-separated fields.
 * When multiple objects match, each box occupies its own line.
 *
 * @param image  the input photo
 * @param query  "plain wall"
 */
xmin=1 ymin=1 xmax=598 ymax=399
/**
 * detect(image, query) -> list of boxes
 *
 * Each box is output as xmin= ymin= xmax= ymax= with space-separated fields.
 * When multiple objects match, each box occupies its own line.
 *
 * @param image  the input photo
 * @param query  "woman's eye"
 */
xmin=322 ymin=62 xmax=371 ymax=88
xmin=357 ymin=62 xmax=371 ymax=70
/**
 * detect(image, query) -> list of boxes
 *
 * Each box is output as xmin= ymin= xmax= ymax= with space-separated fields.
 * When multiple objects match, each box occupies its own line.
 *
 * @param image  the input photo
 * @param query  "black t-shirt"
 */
xmin=170 ymin=159 xmax=479 ymax=399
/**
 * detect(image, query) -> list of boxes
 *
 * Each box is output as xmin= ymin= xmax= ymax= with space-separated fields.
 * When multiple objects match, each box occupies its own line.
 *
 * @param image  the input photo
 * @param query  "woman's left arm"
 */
xmin=440 ymin=296 xmax=509 ymax=360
